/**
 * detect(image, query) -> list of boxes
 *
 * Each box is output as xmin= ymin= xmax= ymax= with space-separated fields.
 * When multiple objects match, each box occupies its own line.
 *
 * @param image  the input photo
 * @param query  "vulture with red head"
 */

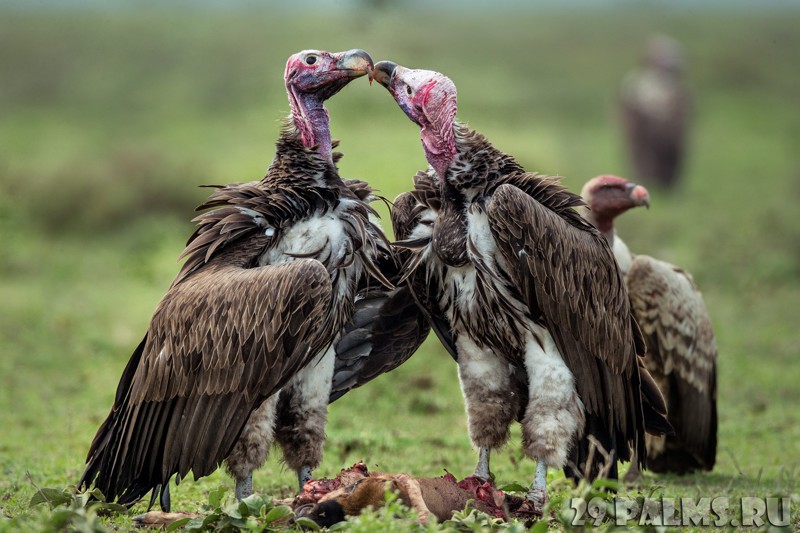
xmin=619 ymin=35 xmax=692 ymax=188
xmin=581 ymin=175 xmax=717 ymax=475
xmin=373 ymin=62 xmax=670 ymax=513
xmin=79 ymin=49 xmax=429 ymax=511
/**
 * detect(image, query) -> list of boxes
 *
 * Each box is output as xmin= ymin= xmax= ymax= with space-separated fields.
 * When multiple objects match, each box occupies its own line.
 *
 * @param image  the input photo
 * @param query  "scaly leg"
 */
xmin=526 ymin=460 xmax=549 ymax=515
xmin=298 ymin=465 xmax=313 ymax=492
xmin=235 ymin=473 xmax=253 ymax=501
xmin=473 ymin=447 xmax=491 ymax=481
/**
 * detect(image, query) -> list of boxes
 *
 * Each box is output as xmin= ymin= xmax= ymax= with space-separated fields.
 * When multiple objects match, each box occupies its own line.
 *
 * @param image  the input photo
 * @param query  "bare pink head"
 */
xmin=581 ymin=175 xmax=650 ymax=235
xmin=284 ymin=49 xmax=373 ymax=159
xmin=373 ymin=61 xmax=457 ymax=180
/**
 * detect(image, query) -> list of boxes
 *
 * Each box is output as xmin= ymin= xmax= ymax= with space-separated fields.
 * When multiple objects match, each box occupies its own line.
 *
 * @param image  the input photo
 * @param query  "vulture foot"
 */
xmin=235 ymin=474 xmax=253 ymax=501
xmin=521 ymin=487 xmax=548 ymax=517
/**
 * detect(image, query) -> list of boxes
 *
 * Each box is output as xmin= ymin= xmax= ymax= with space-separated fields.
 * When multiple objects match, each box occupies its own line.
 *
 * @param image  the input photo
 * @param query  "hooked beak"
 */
xmin=336 ymin=49 xmax=374 ymax=81
xmin=626 ymin=182 xmax=651 ymax=208
xmin=373 ymin=60 xmax=398 ymax=89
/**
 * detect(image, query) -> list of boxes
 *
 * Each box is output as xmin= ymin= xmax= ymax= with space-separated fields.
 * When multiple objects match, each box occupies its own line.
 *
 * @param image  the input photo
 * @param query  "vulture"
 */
xmin=619 ymin=35 xmax=692 ymax=189
xmin=581 ymin=175 xmax=717 ymax=476
xmin=78 ymin=49 xmax=425 ymax=511
xmin=373 ymin=62 xmax=670 ymax=513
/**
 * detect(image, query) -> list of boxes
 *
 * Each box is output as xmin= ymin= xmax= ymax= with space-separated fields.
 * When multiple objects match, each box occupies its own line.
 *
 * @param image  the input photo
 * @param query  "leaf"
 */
xmin=182 ymin=516 xmax=206 ymax=532
xmin=293 ymin=516 xmax=321 ymax=530
xmin=591 ymin=477 xmax=620 ymax=492
xmin=263 ymin=504 xmax=293 ymax=524
xmin=207 ymin=486 xmax=228 ymax=509
xmin=166 ymin=517 xmax=193 ymax=532
xmin=29 ymin=487 xmax=72 ymax=508
xmin=498 ymin=482 xmax=529 ymax=493
xmin=239 ymin=493 xmax=266 ymax=516
xmin=529 ymin=519 xmax=550 ymax=533
xmin=90 ymin=501 xmax=129 ymax=515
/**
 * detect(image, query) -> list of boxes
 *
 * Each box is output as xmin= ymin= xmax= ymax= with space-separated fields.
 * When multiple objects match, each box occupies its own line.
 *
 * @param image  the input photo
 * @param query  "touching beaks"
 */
xmin=336 ymin=49 xmax=374 ymax=79
xmin=373 ymin=61 xmax=398 ymax=88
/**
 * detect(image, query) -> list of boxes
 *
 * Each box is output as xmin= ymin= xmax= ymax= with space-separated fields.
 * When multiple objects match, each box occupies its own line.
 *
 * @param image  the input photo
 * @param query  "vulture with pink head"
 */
xmin=373 ymin=61 xmax=671 ymax=513
xmin=79 ymin=49 xmax=431 ymax=511
xmin=581 ymin=175 xmax=717 ymax=475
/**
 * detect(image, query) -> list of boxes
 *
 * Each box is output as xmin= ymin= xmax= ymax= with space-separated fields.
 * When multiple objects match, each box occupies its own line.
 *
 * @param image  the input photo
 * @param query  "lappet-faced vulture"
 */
xmin=619 ymin=35 xmax=692 ymax=188
xmin=373 ymin=62 xmax=671 ymax=513
xmin=78 ymin=49 xmax=414 ymax=510
xmin=581 ymin=175 xmax=717 ymax=476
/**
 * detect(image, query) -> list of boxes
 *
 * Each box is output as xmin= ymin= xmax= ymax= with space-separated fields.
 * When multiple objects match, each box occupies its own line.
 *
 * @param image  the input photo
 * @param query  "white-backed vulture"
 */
xmin=373 ymin=62 xmax=670 ymax=514
xmin=581 ymin=174 xmax=717 ymax=476
xmin=619 ymin=35 xmax=692 ymax=188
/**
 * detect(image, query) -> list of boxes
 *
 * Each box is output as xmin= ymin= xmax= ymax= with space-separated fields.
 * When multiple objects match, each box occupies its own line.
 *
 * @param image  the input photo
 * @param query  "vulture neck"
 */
xmin=289 ymin=91 xmax=334 ymax=162
xmin=421 ymin=123 xmax=456 ymax=183
xmin=580 ymin=206 xmax=616 ymax=245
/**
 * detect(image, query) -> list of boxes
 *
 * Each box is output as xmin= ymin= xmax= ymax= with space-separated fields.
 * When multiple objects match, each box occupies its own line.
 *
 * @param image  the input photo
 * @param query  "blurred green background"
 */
xmin=1 ymin=1 xmax=799 ymax=530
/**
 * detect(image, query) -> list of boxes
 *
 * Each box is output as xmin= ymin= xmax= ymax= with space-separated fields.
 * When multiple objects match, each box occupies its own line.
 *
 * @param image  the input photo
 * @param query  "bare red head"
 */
xmin=373 ymin=61 xmax=457 ymax=180
xmin=581 ymin=175 xmax=650 ymax=235
xmin=284 ymin=49 xmax=373 ymax=158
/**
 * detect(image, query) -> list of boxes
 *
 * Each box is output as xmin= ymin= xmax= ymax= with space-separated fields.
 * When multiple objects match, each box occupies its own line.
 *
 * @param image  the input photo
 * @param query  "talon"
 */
xmin=522 ymin=487 xmax=549 ymax=517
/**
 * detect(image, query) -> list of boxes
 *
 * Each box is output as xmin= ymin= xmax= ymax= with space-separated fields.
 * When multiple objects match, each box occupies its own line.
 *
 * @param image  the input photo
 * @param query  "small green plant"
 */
xmin=27 ymin=480 xmax=126 ymax=533
xmin=172 ymin=487 xmax=319 ymax=532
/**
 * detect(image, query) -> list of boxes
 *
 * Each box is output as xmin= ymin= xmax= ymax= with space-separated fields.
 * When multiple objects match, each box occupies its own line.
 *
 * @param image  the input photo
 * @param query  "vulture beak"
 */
xmin=336 ymin=49 xmax=374 ymax=81
xmin=627 ymin=182 xmax=651 ymax=209
xmin=373 ymin=61 xmax=398 ymax=88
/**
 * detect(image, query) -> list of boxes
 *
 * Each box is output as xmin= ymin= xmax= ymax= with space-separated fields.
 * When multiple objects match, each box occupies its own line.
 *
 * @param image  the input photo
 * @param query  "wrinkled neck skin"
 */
xmin=580 ymin=206 xmax=616 ymax=245
xmin=290 ymin=90 xmax=333 ymax=161
xmin=421 ymin=124 xmax=456 ymax=184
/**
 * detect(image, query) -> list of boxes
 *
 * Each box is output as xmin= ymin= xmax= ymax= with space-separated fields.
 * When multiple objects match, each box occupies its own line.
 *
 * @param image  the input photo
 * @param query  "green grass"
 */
xmin=1 ymin=6 xmax=799 ymax=531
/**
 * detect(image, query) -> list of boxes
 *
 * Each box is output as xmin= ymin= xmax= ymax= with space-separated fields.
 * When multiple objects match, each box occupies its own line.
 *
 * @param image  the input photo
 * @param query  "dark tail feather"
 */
xmin=638 ymin=363 xmax=673 ymax=436
xmin=79 ymin=336 xmax=148 ymax=494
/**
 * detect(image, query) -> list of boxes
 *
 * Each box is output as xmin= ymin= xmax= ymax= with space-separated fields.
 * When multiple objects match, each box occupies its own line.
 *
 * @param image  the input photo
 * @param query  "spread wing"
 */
xmin=486 ymin=181 xmax=655 ymax=474
xmin=80 ymin=258 xmax=332 ymax=506
xmin=391 ymin=186 xmax=458 ymax=361
xmin=330 ymin=286 xmax=430 ymax=402
xmin=627 ymin=254 xmax=717 ymax=470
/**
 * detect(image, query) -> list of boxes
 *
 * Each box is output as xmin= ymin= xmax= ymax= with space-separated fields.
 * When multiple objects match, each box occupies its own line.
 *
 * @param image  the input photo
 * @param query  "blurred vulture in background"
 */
xmin=581 ymin=175 xmax=717 ymax=477
xmin=619 ymin=35 xmax=692 ymax=188
xmin=79 ymin=48 xmax=430 ymax=511
xmin=374 ymin=61 xmax=671 ymax=514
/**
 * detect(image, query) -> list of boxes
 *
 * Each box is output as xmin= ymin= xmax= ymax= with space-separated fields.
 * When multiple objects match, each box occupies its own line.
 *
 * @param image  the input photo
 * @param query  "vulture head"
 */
xmin=581 ymin=174 xmax=650 ymax=235
xmin=373 ymin=61 xmax=458 ymax=181
xmin=285 ymin=49 xmax=374 ymax=155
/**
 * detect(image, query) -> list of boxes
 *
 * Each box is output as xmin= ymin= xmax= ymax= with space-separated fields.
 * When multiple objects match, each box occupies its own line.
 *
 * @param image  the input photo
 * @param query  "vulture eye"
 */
xmin=306 ymin=55 xmax=317 ymax=65
xmin=406 ymin=85 xmax=413 ymax=96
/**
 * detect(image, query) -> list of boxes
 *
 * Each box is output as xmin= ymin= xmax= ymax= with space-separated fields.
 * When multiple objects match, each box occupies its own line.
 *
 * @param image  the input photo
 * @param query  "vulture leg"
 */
xmin=519 ymin=330 xmax=583 ymax=515
xmin=275 ymin=345 xmax=336 ymax=492
xmin=526 ymin=460 xmax=549 ymax=513
xmin=235 ymin=474 xmax=253 ymax=501
xmin=225 ymin=393 xmax=281 ymax=500
xmin=473 ymin=447 xmax=491 ymax=481
xmin=455 ymin=336 xmax=517 ymax=470
xmin=298 ymin=466 xmax=313 ymax=491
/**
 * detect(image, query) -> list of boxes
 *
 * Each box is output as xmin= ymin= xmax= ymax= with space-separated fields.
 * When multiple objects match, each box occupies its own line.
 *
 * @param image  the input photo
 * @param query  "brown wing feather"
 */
xmin=627 ymin=254 xmax=717 ymax=471
xmin=330 ymin=287 xmax=430 ymax=402
xmin=80 ymin=258 xmax=332 ymax=506
xmin=486 ymin=182 xmax=650 ymax=471
xmin=391 ymin=190 xmax=458 ymax=361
